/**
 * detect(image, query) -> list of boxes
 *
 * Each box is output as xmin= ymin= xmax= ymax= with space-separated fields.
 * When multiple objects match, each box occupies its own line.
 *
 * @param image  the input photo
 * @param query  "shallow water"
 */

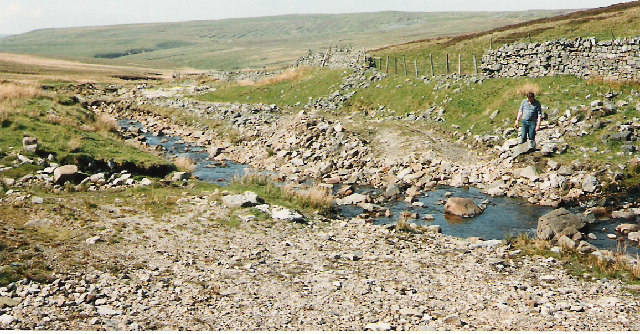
xmin=119 ymin=119 xmax=638 ymax=254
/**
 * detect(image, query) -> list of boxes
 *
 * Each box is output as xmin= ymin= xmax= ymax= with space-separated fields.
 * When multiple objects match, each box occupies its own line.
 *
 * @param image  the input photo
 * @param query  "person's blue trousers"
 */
xmin=521 ymin=120 xmax=537 ymax=143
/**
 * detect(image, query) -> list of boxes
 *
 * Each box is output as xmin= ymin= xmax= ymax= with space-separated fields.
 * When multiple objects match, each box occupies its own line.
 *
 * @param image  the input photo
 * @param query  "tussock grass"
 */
xmin=256 ymin=67 xmax=313 ymax=86
xmin=174 ymin=156 xmax=196 ymax=173
xmin=516 ymin=83 xmax=541 ymax=97
xmin=94 ymin=114 xmax=117 ymax=134
xmin=0 ymin=82 xmax=43 ymax=100
xmin=67 ymin=137 xmax=84 ymax=153
xmin=508 ymin=233 xmax=640 ymax=283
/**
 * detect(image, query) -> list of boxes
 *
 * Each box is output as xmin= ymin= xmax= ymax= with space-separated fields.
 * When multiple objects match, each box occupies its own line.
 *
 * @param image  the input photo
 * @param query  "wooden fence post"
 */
xmin=414 ymin=59 xmax=418 ymax=78
xmin=457 ymin=54 xmax=461 ymax=75
xmin=386 ymin=56 xmax=389 ymax=73
xmin=473 ymin=54 xmax=478 ymax=75
xmin=430 ymin=54 xmax=434 ymax=76
xmin=446 ymin=54 xmax=450 ymax=75
xmin=403 ymin=55 xmax=407 ymax=76
xmin=394 ymin=57 xmax=397 ymax=74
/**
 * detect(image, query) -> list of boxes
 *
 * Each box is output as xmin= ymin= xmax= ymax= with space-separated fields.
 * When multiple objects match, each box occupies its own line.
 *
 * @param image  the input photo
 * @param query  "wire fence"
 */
xmin=371 ymin=54 xmax=481 ymax=77
xmin=369 ymin=30 xmax=638 ymax=77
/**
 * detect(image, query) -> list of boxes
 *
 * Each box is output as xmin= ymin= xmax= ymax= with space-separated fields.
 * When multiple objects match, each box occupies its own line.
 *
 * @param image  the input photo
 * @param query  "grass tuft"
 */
xmin=230 ymin=174 xmax=334 ymax=216
xmin=516 ymin=83 xmax=541 ymax=97
xmin=174 ymin=156 xmax=196 ymax=173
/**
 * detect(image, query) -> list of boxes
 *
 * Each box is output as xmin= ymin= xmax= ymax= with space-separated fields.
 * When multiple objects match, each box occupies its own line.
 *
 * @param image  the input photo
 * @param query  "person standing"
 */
xmin=515 ymin=92 xmax=542 ymax=146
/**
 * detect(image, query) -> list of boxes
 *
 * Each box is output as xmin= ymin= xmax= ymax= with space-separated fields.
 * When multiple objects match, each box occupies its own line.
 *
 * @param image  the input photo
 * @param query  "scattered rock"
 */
xmin=53 ymin=165 xmax=79 ymax=184
xmin=222 ymin=192 xmax=264 ymax=208
xmin=537 ymin=208 xmax=586 ymax=240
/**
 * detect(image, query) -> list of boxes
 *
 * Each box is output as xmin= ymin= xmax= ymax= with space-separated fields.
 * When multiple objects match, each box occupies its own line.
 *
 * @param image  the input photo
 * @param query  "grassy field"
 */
xmin=197 ymin=67 xmax=349 ymax=106
xmin=0 ymin=11 xmax=569 ymax=70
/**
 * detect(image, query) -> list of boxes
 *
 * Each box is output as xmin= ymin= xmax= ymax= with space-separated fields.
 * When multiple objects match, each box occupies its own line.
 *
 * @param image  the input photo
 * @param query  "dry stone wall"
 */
xmin=294 ymin=48 xmax=373 ymax=70
xmin=481 ymin=37 xmax=640 ymax=80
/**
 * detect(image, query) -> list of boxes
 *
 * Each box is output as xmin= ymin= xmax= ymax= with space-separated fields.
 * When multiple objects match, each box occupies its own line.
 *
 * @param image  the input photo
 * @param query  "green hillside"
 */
xmin=373 ymin=1 xmax=640 ymax=75
xmin=0 ymin=11 xmax=570 ymax=70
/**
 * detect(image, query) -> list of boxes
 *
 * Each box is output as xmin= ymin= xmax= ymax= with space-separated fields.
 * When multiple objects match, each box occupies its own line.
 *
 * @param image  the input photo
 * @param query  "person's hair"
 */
xmin=527 ymin=92 xmax=535 ymax=98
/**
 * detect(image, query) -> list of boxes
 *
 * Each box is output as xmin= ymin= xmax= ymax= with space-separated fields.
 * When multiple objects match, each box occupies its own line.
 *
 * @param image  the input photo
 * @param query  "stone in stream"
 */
xmin=615 ymin=224 xmax=639 ymax=234
xmin=335 ymin=193 xmax=369 ymax=205
xmin=53 ymin=165 xmax=79 ymax=184
xmin=628 ymin=231 xmax=640 ymax=243
xmin=537 ymin=208 xmax=586 ymax=240
xmin=444 ymin=197 xmax=483 ymax=218
xmin=383 ymin=183 xmax=401 ymax=199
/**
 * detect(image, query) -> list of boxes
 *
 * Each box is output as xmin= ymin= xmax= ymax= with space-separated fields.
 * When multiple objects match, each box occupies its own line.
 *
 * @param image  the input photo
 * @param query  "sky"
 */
xmin=0 ymin=0 xmax=634 ymax=35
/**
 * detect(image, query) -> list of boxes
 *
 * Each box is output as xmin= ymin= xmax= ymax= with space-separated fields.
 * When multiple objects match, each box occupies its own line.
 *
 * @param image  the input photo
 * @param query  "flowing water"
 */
xmin=119 ymin=120 xmax=638 ymax=254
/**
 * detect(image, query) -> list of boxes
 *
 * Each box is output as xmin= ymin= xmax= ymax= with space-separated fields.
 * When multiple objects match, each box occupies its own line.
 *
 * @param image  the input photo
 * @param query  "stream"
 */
xmin=119 ymin=120 xmax=638 ymax=254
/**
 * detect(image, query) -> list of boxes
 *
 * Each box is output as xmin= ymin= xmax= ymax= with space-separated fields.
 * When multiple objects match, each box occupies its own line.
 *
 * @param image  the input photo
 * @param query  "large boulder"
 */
xmin=53 ymin=165 xmax=79 ymax=184
xmin=444 ymin=197 xmax=483 ymax=218
xmin=512 ymin=141 xmax=535 ymax=156
xmin=222 ymin=191 xmax=264 ymax=208
xmin=537 ymin=208 xmax=586 ymax=240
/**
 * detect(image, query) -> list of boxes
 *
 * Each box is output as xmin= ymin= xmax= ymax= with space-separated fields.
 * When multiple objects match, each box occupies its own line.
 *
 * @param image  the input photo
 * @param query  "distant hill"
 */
xmin=0 ymin=10 xmax=571 ymax=70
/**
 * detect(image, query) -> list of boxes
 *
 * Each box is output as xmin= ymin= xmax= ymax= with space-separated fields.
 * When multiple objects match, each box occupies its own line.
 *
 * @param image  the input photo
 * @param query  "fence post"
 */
xmin=403 ymin=55 xmax=407 ymax=76
xmin=457 ymin=54 xmax=461 ymax=75
xmin=430 ymin=54 xmax=434 ymax=76
xmin=414 ymin=59 xmax=418 ymax=78
xmin=446 ymin=54 xmax=450 ymax=75
xmin=528 ymin=32 xmax=532 ymax=43
xmin=473 ymin=54 xmax=478 ymax=75
xmin=394 ymin=57 xmax=397 ymax=74
xmin=611 ymin=29 xmax=615 ymax=40
xmin=386 ymin=56 xmax=389 ymax=73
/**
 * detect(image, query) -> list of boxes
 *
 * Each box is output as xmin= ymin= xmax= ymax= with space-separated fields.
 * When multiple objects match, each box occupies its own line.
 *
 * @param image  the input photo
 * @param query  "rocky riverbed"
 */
xmin=2 ymin=191 xmax=640 ymax=330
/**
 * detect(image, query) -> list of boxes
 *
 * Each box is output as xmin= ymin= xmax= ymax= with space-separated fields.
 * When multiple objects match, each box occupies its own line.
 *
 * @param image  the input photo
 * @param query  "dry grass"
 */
xmin=93 ymin=114 xmax=117 ymax=134
xmin=0 ymin=82 xmax=43 ymax=100
xmin=255 ymin=67 xmax=312 ymax=86
xmin=516 ymin=83 xmax=541 ymax=97
xmin=236 ymin=79 xmax=255 ymax=86
xmin=283 ymin=183 xmax=334 ymax=212
xmin=174 ymin=156 xmax=196 ymax=173
xmin=587 ymin=76 xmax=640 ymax=90
xmin=67 ymin=137 xmax=83 ymax=153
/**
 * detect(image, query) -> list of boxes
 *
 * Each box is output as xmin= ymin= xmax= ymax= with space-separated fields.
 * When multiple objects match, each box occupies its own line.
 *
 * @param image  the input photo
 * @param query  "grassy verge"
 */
xmin=0 ymin=82 xmax=171 ymax=178
xmin=507 ymin=234 xmax=640 ymax=284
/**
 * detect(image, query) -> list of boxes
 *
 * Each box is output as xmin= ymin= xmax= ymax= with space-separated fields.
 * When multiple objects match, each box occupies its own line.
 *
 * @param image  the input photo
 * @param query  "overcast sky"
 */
xmin=0 ymin=0 xmax=633 ymax=35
